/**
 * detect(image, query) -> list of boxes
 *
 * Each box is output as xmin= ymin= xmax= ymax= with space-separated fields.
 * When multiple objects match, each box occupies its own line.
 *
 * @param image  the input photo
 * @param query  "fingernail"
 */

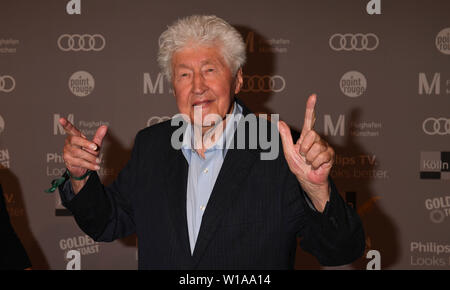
xmin=95 ymin=165 xmax=100 ymax=170
xmin=90 ymin=144 xmax=97 ymax=150
xmin=96 ymin=158 xmax=101 ymax=164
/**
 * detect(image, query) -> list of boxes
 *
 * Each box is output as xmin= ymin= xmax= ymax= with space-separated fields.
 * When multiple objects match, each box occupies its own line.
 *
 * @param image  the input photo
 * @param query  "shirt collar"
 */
xmin=181 ymin=101 xmax=243 ymax=158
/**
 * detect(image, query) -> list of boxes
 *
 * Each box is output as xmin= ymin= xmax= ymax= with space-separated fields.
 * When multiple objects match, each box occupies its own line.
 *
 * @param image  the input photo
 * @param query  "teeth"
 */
xmin=194 ymin=100 xmax=210 ymax=106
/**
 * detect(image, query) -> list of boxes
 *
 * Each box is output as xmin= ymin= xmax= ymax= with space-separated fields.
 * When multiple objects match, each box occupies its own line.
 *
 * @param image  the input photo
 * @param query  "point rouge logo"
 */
xmin=340 ymin=71 xmax=367 ymax=98
xmin=68 ymin=71 xmax=95 ymax=97
xmin=436 ymin=28 xmax=450 ymax=55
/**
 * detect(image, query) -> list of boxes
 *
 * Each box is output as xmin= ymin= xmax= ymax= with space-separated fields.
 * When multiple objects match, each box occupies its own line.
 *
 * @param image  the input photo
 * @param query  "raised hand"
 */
xmin=59 ymin=118 xmax=108 ymax=192
xmin=278 ymin=94 xmax=335 ymax=211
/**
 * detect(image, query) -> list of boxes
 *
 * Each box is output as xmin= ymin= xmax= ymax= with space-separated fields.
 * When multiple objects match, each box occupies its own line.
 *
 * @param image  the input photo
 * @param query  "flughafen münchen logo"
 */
xmin=0 ymin=38 xmax=19 ymax=54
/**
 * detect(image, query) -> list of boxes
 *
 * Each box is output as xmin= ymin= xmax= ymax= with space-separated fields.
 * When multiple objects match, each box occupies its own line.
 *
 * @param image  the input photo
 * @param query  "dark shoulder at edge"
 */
xmin=137 ymin=119 xmax=174 ymax=137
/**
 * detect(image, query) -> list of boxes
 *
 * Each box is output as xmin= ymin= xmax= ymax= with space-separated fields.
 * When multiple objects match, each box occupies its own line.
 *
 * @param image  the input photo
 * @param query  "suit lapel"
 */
xmin=192 ymin=147 xmax=258 ymax=265
xmin=165 ymin=125 xmax=193 ymax=260
xmin=192 ymin=99 xmax=261 ymax=265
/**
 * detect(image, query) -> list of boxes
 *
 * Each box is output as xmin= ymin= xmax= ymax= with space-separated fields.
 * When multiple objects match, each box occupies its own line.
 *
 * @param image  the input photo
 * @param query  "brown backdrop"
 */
xmin=0 ymin=0 xmax=449 ymax=269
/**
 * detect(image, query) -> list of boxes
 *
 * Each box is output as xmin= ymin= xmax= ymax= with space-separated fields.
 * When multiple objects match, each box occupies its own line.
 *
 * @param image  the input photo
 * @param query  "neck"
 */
xmin=195 ymin=102 xmax=235 ymax=158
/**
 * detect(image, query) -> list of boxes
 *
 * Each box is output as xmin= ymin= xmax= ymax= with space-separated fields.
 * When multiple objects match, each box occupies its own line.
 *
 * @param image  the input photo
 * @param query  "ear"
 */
xmin=234 ymin=68 xmax=243 ymax=94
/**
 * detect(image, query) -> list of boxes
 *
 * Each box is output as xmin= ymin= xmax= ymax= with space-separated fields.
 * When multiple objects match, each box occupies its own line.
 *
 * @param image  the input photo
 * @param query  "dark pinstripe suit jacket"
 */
xmin=60 ymin=98 xmax=365 ymax=269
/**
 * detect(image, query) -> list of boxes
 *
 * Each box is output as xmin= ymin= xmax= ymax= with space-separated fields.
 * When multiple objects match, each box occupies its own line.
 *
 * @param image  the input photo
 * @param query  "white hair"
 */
xmin=157 ymin=15 xmax=246 ymax=82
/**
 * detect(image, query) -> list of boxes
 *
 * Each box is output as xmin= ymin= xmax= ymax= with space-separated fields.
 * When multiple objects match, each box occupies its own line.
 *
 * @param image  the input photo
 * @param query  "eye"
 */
xmin=204 ymin=67 xmax=215 ymax=73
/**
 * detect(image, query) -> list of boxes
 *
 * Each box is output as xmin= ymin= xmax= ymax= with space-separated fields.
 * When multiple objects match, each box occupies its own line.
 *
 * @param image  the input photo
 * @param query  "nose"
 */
xmin=192 ymin=72 xmax=207 ymax=95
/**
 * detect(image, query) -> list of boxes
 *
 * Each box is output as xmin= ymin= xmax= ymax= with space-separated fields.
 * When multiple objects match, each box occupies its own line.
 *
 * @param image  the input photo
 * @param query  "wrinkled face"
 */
xmin=171 ymin=43 xmax=243 ymax=130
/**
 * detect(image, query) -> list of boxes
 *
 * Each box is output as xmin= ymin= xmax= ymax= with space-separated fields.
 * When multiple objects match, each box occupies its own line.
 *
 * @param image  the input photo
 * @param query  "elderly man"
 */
xmin=56 ymin=15 xmax=365 ymax=269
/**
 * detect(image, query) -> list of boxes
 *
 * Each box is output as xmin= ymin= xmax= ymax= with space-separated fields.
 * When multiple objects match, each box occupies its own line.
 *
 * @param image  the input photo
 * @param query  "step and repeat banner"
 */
xmin=0 ymin=0 xmax=449 ymax=270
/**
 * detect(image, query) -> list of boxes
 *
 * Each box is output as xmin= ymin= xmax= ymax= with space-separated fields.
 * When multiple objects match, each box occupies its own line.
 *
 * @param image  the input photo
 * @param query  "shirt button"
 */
xmin=203 ymin=168 xmax=209 ymax=174
xmin=200 ymin=205 xmax=206 ymax=211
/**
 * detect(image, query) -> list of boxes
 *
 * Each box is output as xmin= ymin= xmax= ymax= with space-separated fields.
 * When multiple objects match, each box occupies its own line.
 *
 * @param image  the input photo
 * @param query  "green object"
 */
xmin=44 ymin=169 xmax=92 ymax=193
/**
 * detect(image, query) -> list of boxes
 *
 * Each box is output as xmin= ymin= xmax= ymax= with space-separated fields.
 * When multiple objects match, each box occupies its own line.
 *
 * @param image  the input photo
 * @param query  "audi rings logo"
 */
xmin=329 ymin=33 xmax=379 ymax=51
xmin=242 ymin=75 xmax=286 ymax=93
xmin=423 ymin=118 xmax=450 ymax=135
xmin=57 ymin=34 xmax=106 ymax=52
xmin=0 ymin=75 xmax=15 ymax=93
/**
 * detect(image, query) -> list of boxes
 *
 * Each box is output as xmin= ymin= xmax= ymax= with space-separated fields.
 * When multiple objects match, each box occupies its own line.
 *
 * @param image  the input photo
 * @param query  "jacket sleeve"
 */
xmin=283 ymin=163 xmax=366 ymax=266
xmin=58 ymin=130 xmax=143 ymax=242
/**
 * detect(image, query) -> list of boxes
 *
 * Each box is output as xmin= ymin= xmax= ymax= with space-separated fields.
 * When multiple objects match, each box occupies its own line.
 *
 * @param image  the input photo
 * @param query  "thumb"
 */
xmin=92 ymin=125 xmax=108 ymax=147
xmin=278 ymin=120 xmax=295 ymax=157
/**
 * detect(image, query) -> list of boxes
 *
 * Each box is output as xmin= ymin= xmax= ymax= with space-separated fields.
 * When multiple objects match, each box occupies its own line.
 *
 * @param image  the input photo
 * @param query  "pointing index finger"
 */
xmin=59 ymin=117 xmax=82 ymax=137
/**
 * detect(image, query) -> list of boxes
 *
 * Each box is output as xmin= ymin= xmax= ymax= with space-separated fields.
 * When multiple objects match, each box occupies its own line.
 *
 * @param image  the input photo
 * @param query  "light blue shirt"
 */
xmin=181 ymin=102 xmax=242 ymax=254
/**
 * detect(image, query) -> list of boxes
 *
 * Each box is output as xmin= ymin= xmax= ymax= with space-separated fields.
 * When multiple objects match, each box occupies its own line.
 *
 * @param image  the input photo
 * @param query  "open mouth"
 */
xmin=192 ymin=99 xmax=214 ymax=107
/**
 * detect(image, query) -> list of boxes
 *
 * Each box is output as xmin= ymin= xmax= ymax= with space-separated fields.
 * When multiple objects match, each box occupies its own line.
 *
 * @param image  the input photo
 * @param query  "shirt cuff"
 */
xmin=58 ymin=178 xmax=76 ymax=204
